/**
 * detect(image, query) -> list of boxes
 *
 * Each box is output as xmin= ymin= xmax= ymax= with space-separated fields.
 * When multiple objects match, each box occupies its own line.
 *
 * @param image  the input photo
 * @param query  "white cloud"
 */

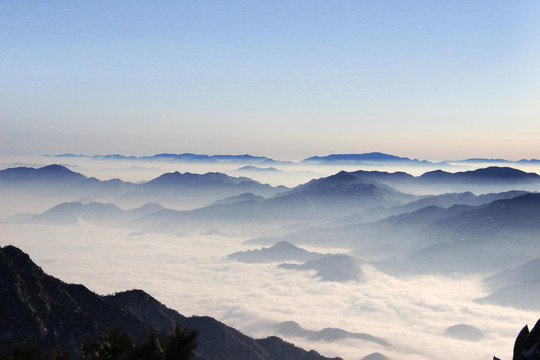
xmin=2 ymin=222 xmax=536 ymax=360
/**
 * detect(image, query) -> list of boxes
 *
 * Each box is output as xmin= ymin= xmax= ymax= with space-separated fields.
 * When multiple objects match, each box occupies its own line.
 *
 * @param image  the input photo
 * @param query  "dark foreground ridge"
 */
xmin=0 ymin=245 xmax=341 ymax=360
xmin=493 ymin=319 xmax=540 ymax=360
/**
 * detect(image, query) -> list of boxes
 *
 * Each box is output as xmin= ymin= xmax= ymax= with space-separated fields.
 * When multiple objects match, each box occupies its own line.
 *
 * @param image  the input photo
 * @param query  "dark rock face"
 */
xmin=0 ymin=245 xmax=166 ymax=356
xmin=512 ymin=319 xmax=540 ymax=360
xmin=0 ymin=245 xmax=341 ymax=360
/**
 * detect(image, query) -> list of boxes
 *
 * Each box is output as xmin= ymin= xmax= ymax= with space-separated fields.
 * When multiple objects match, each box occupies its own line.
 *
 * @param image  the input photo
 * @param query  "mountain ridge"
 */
xmin=0 ymin=245 xmax=342 ymax=360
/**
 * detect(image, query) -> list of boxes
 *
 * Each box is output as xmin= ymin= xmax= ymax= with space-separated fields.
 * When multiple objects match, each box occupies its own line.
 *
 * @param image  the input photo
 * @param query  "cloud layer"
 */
xmin=2 ymin=222 xmax=536 ymax=360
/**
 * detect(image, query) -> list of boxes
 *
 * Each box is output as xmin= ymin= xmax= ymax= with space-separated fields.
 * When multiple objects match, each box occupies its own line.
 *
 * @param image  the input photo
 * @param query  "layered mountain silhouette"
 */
xmin=4 ymin=164 xmax=538 ymax=220
xmin=483 ymin=258 xmax=540 ymax=291
xmin=266 ymin=171 xmax=415 ymax=218
xmin=211 ymin=192 xmax=266 ymax=206
xmin=334 ymin=190 xmax=529 ymax=225
xmin=0 ymin=245 xmax=341 ymax=360
xmin=476 ymin=258 xmax=540 ymax=310
xmin=14 ymin=201 xmax=165 ymax=226
xmin=248 ymin=193 xmax=540 ymax=274
xmin=4 ymin=164 xmax=540 ymax=274
xmin=122 ymin=172 xmax=416 ymax=235
xmin=120 ymin=170 xmax=287 ymax=208
xmin=0 ymin=165 xmax=287 ymax=214
xmin=376 ymin=193 xmax=540 ymax=274
xmin=326 ymin=167 xmax=540 ymax=194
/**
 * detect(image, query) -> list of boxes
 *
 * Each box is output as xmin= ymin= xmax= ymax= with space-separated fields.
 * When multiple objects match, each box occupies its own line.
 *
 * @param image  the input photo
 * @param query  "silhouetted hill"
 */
xmin=444 ymin=324 xmax=484 ymax=341
xmin=270 ymin=321 xmax=390 ymax=347
xmin=419 ymin=167 xmax=540 ymax=184
xmin=483 ymin=258 xmax=540 ymax=292
xmin=302 ymin=152 xmax=427 ymax=164
xmin=145 ymin=171 xmax=255 ymax=187
xmin=270 ymin=171 xmax=415 ymax=215
xmin=228 ymin=241 xmax=325 ymax=263
xmin=272 ymin=321 xmax=316 ymax=337
xmin=234 ymin=166 xmax=282 ymax=172
xmin=279 ymin=254 xmax=364 ymax=282
xmin=0 ymin=164 xmax=87 ymax=184
xmin=362 ymin=353 xmax=390 ymax=360
xmin=476 ymin=277 xmax=540 ymax=311
xmin=211 ymin=193 xmax=266 ymax=206
xmin=21 ymin=201 xmax=165 ymax=226
xmin=0 ymin=245 xmax=341 ymax=360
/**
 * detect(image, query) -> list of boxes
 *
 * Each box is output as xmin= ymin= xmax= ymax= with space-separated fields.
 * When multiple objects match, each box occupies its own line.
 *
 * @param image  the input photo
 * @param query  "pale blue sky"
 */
xmin=1 ymin=1 xmax=539 ymax=160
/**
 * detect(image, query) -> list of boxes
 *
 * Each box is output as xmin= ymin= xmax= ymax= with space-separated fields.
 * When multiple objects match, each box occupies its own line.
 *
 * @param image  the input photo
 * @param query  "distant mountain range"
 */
xmin=52 ymin=153 xmax=291 ymax=164
xmin=460 ymin=158 xmax=540 ymax=164
xmin=47 ymin=151 xmax=540 ymax=165
xmin=4 ymin=164 xmax=540 ymax=238
xmin=335 ymin=167 xmax=540 ymax=194
xmin=0 ymin=164 xmax=287 ymax=213
xmin=302 ymin=152 xmax=434 ymax=164
xmin=0 ymin=245 xmax=341 ymax=360
xmin=4 ymin=164 xmax=540 ymax=275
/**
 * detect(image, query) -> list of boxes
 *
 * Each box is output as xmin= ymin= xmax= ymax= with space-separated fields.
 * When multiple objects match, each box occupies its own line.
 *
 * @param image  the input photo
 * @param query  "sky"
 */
xmin=1 ymin=1 xmax=539 ymax=161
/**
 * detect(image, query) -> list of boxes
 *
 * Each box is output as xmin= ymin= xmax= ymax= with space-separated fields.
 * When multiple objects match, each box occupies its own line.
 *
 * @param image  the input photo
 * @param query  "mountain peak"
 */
xmin=1 ymin=245 xmax=342 ymax=360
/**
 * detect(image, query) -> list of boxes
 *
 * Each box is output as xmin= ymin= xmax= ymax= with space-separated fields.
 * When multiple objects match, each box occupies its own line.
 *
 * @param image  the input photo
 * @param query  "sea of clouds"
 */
xmin=1 ymin=221 xmax=536 ymax=360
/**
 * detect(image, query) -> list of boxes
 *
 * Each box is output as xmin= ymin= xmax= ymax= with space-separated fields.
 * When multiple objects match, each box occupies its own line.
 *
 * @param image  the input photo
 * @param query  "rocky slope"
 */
xmin=0 ymin=245 xmax=341 ymax=360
